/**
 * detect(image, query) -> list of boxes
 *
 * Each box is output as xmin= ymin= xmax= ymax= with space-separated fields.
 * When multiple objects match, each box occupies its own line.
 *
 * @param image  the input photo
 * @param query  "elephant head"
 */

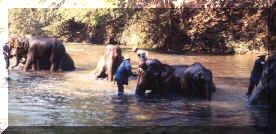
xmin=10 ymin=37 xmax=29 ymax=68
xmin=249 ymin=55 xmax=276 ymax=105
xmin=135 ymin=59 xmax=215 ymax=100
xmin=135 ymin=59 xmax=174 ymax=96
xmin=183 ymin=62 xmax=216 ymax=100
xmin=92 ymin=45 xmax=123 ymax=81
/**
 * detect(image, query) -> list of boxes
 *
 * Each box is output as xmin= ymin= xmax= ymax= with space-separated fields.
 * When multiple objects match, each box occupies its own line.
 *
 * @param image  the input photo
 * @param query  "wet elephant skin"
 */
xmin=10 ymin=36 xmax=75 ymax=72
xmin=92 ymin=45 xmax=123 ymax=81
xmin=136 ymin=59 xmax=216 ymax=100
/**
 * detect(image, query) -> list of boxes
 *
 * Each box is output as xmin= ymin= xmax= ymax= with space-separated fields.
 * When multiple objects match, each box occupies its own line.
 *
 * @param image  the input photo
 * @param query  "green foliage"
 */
xmin=8 ymin=0 xmax=272 ymax=54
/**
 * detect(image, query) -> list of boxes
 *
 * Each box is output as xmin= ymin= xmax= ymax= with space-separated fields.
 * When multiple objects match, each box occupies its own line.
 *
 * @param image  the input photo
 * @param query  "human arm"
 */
xmin=3 ymin=50 xmax=8 ymax=56
xmin=125 ymin=60 xmax=135 ymax=76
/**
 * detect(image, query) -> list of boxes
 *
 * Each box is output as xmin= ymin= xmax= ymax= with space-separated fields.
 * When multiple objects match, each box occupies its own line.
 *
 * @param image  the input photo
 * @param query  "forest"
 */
xmin=8 ymin=0 xmax=276 ymax=54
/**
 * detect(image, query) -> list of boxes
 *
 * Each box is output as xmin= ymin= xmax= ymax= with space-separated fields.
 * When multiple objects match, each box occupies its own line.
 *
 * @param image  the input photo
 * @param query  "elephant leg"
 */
xmin=24 ymin=54 xmax=33 ymax=72
xmin=50 ymin=64 xmax=54 ymax=72
xmin=107 ymin=63 xmax=113 ymax=81
xmin=94 ymin=58 xmax=105 ymax=78
xmin=211 ymin=82 xmax=216 ymax=93
xmin=205 ymin=84 xmax=212 ymax=100
xmin=247 ymin=79 xmax=256 ymax=96
xmin=135 ymin=85 xmax=146 ymax=96
xmin=50 ymin=53 xmax=57 ymax=72
xmin=31 ymin=59 xmax=38 ymax=72
xmin=154 ymin=79 xmax=167 ymax=96
xmin=135 ymin=73 xmax=145 ymax=96
xmin=97 ymin=66 xmax=105 ymax=78
xmin=11 ymin=56 xmax=20 ymax=68
xmin=36 ymin=60 xmax=40 ymax=71
xmin=50 ymin=63 xmax=59 ymax=72
xmin=32 ymin=63 xmax=36 ymax=71
xmin=55 ymin=59 xmax=61 ymax=72
xmin=249 ymin=82 xmax=264 ymax=105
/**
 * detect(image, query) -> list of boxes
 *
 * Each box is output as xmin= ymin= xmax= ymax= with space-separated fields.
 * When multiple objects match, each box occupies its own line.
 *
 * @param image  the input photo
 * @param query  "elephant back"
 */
xmin=180 ymin=62 xmax=215 ymax=100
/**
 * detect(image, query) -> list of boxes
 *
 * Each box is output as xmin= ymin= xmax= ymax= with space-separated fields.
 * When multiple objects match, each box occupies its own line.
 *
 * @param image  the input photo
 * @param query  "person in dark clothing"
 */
xmin=3 ymin=42 xmax=11 ymax=69
xmin=114 ymin=56 xmax=134 ymax=96
xmin=246 ymin=54 xmax=269 ymax=96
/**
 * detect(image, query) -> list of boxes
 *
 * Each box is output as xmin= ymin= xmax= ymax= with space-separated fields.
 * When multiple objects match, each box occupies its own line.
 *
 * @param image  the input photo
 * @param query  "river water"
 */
xmin=8 ymin=44 xmax=269 ymax=126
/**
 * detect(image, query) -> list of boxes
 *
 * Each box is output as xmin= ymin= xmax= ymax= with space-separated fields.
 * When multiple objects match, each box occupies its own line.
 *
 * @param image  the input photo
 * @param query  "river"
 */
xmin=8 ymin=44 xmax=269 ymax=126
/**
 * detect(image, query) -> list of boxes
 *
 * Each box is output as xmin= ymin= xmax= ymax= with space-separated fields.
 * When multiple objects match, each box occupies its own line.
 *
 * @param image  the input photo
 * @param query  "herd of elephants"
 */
xmin=8 ymin=35 xmax=276 ymax=112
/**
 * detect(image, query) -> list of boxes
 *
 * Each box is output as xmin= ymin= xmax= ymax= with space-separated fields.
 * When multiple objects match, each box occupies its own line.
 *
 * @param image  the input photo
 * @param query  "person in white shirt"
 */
xmin=131 ymin=46 xmax=148 ymax=64
xmin=130 ymin=46 xmax=148 ymax=73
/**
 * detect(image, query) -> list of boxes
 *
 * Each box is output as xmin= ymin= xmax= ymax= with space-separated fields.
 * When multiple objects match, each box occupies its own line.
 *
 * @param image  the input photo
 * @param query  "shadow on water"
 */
xmin=8 ymin=44 xmax=271 ymax=128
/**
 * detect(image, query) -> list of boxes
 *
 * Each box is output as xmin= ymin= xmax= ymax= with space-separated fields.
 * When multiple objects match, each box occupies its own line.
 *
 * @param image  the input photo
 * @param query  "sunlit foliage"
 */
xmin=8 ymin=0 xmax=275 ymax=54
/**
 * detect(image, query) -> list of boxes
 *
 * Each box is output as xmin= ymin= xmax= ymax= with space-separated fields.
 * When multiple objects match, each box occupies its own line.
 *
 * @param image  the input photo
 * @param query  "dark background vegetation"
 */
xmin=8 ymin=0 xmax=276 ymax=54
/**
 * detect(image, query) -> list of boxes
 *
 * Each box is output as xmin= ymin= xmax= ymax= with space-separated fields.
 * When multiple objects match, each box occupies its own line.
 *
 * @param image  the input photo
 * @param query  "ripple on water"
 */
xmin=8 ymin=45 xmax=269 ymax=126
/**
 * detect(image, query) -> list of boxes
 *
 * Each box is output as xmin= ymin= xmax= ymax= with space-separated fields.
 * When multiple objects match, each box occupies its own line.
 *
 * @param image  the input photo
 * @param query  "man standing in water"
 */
xmin=114 ymin=55 xmax=134 ymax=96
xmin=2 ymin=42 xmax=11 ymax=69
xmin=246 ymin=54 xmax=270 ymax=96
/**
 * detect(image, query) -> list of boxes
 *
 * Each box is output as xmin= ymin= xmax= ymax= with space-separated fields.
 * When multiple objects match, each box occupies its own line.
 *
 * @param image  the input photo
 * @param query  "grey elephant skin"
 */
xmin=135 ymin=59 xmax=216 ymax=100
xmin=11 ymin=36 xmax=75 ymax=72
xmin=249 ymin=55 xmax=276 ymax=106
xmin=91 ymin=45 xmax=123 ymax=81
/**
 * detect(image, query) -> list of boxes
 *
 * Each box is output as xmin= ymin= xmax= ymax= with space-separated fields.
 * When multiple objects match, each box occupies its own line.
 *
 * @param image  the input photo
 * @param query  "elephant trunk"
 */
xmin=206 ymin=82 xmax=215 ymax=100
xmin=135 ymin=71 xmax=146 ymax=96
xmin=249 ymin=81 xmax=265 ymax=105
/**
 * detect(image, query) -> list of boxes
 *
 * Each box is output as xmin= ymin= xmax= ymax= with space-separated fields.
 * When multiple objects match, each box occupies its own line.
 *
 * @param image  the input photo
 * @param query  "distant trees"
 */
xmin=8 ymin=0 xmax=275 ymax=54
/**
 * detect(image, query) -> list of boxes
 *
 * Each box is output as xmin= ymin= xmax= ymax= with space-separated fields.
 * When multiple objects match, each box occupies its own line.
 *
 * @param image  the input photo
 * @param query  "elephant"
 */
xmin=92 ymin=45 xmax=123 ymax=81
xmin=249 ymin=55 xmax=276 ymax=106
xmin=10 ymin=36 xmax=75 ymax=72
xmin=10 ymin=37 xmax=29 ymax=68
xmin=135 ymin=59 xmax=216 ymax=100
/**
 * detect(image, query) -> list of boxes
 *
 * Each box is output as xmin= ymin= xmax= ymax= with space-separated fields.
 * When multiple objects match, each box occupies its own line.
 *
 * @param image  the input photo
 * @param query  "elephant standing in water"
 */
xmin=10 ymin=36 xmax=75 ymax=72
xmin=249 ymin=55 xmax=276 ymax=105
xmin=248 ymin=55 xmax=276 ymax=127
xmin=92 ymin=45 xmax=123 ymax=81
xmin=135 ymin=59 xmax=216 ymax=100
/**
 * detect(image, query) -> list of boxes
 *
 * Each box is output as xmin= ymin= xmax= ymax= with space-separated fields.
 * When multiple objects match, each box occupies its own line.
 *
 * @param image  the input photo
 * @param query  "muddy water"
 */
xmin=8 ymin=44 xmax=268 ymax=126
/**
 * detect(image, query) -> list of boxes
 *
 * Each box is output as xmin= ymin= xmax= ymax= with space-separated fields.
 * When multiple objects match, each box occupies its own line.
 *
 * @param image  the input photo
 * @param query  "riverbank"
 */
xmin=64 ymin=42 xmax=268 ymax=56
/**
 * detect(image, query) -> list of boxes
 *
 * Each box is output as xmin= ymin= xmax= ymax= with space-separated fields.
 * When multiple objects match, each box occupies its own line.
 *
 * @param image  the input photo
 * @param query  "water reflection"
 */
xmin=8 ymin=45 xmax=269 ymax=126
xmin=111 ymin=95 xmax=130 ymax=127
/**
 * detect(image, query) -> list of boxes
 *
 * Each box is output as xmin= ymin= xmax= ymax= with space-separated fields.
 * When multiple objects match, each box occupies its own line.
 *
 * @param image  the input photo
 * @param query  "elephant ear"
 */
xmin=22 ymin=39 xmax=29 ymax=52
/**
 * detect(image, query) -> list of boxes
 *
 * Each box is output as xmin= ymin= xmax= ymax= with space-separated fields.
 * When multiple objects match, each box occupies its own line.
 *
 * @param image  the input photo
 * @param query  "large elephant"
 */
xmin=135 ymin=59 xmax=216 ymax=100
xmin=10 ymin=36 xmax=75 ymax=72
xmin=92 ymin=45 xmax=123 ymax=81
xmin=249 ymin=55 xmax=276 ymax=105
